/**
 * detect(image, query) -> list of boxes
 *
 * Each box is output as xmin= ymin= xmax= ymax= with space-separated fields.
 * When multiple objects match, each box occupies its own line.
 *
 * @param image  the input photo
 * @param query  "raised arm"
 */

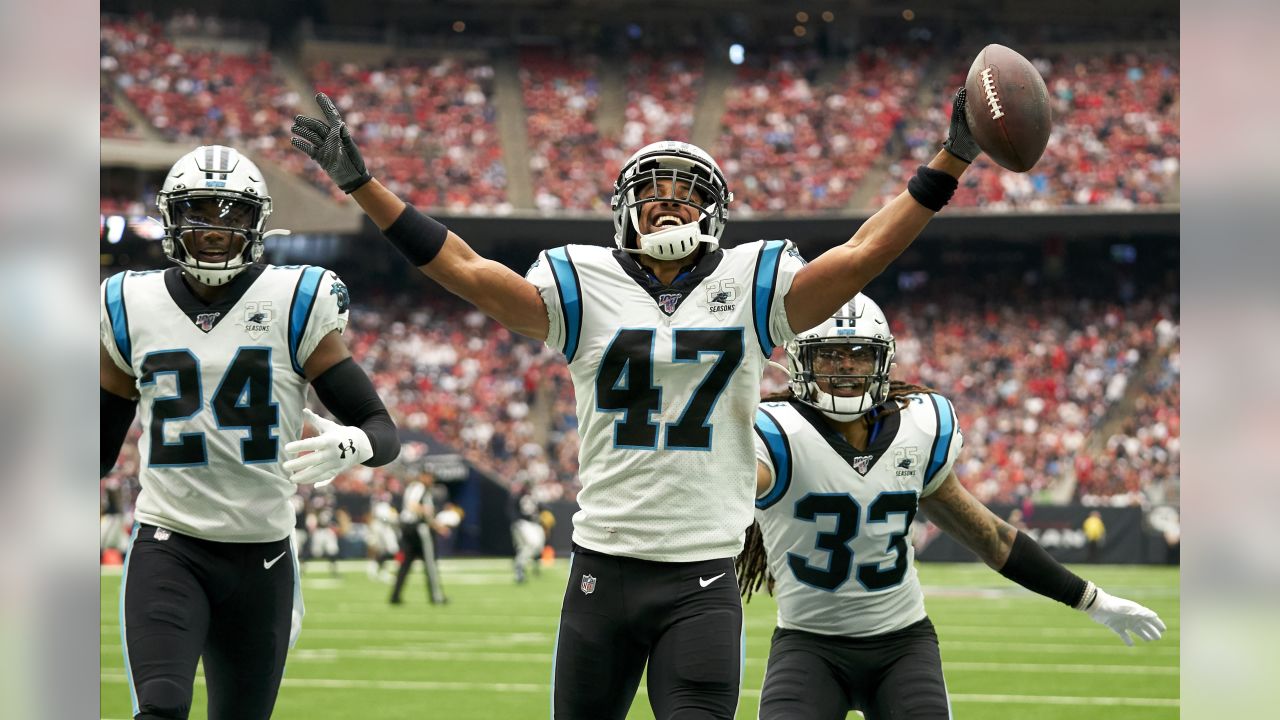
xmin=921 ymin=471 xmax=1167 ymax=646
xmin=291 ymin=93 xmax=549 ymax=341
xmin=784 ymin=90 xmax=978 ymax=333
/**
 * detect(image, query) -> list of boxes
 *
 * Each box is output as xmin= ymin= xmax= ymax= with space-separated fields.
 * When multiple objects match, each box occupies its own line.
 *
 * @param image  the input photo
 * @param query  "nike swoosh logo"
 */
xmin=699 ymin=573 xmax=726 ymax=588
xmin=263 ymin=551 xmax=287 ymax=570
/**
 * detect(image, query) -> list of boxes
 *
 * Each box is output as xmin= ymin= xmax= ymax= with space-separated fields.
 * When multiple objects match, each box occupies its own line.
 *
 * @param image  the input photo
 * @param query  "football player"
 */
xmin=292 ymin=88 xmax=979 ymax=719
xmin=509 ymin=481 xmax=547 ymax=583
xmin=99 ymin=145 xmax=401 ymax=720
xmin=736 ymin=294 xmax=1166 ymax=720
xmin=390 ymin=467 xmax=448 ymax=605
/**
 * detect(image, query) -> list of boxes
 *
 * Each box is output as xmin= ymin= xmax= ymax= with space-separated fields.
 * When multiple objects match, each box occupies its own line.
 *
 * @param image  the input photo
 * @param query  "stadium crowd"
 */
xmin=307 ymin=58 xmax=509 ymax=212
xmin=717 ymin=46 xmax=927 ymax=214
xmin=101 ymin=13 xmax=1179 ymax=216
xmin=876 ymin=49 xmax=1180 ymax=210
xmin=519 ymin=48 xmax=614 ymax=213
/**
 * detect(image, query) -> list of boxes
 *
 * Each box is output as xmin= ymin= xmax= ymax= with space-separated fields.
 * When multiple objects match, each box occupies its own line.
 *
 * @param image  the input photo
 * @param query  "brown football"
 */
xmin=963 ymin=44 xmax=1051 ymax=172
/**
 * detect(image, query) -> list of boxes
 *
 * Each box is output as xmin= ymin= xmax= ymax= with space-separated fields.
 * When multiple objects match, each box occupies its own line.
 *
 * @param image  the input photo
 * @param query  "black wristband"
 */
xmin=101 ymin=388 xmax=138 ymax=477
xmin=998 ymin=531 xmax=1090 ymax=608
xmin=311 ymin=357 xmax=401 ymax=466
xmin=382 ymin=204 xmax=448 ymax=266
xmin=906 ymin=165 xmax=959 ymax=212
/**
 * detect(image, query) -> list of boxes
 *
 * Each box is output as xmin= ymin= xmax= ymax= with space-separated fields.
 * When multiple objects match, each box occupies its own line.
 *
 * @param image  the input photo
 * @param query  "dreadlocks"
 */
xmin=736 ymin=380 xmax=939 ymax=602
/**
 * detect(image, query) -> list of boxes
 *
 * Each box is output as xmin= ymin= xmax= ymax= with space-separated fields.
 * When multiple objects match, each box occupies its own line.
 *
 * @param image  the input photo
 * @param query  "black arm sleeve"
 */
xmin=997 ymin=530 xmax=1090 ymax=608
xmin=310 ymin=357 xmax=401 ymax=466
xmin=101 ymin=388 xmax=137 ymax=478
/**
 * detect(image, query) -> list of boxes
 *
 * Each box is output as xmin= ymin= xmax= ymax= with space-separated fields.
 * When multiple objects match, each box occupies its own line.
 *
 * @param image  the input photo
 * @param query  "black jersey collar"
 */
xmin=791 ymin=399 xmax=902 ymax=476
xmin=612 ymin=248 xmax=723 ymax=316
xmin=164 ymin=264 xmax=266 ymax=332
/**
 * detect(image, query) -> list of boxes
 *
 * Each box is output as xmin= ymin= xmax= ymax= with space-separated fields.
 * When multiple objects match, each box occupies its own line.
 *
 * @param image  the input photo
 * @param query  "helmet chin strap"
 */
xmin=625 ymin=221 xmax=719 ymax=262
xmin=809 ymin=385 xmax=876 ymax=423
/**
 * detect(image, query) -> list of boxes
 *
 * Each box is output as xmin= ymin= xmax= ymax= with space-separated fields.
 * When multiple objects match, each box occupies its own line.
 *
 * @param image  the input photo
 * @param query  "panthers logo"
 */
xmin=330 ymin=279 xmax=350 ymax=314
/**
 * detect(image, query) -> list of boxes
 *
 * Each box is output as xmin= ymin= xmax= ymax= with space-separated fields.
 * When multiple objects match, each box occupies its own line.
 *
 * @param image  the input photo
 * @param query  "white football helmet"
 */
xmin=156 ymin=145 xmax=272 ymax=286
xmin=611 ymin=141 xmax=732 ymax=262
xmin=786 ymin=293 xmax=896 ymax=422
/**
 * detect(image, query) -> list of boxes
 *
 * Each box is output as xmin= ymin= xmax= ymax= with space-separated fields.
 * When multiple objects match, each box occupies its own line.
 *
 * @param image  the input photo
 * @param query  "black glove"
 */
xmin=942 ymin=87 xmax=982 ymax=164
xmin=291 ymin=92 xmax=372 ymax=193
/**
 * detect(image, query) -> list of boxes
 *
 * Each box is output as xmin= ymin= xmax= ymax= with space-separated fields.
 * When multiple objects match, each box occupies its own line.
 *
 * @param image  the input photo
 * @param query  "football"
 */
xmin=963 ymin=44 xmax=1052 ymax=172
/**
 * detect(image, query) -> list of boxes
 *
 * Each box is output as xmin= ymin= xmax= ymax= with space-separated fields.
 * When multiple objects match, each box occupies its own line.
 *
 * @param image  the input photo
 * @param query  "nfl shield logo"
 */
xmin=658 ymin=293 xmax=681 ymax=315
xmin=851 ymin=455 xmax=874 ymax=476
xmin=580 ymin=573 xmax=597 ymax=595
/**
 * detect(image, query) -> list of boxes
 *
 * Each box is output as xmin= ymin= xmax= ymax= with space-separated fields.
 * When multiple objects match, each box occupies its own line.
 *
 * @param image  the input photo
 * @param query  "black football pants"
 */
xmin=758 ymin=618 xmax=951 ymax=720
xmin=552 ymin=548 xmax=743 ymax=719
xmin=119 ymin=524 xmax=296 ymax=720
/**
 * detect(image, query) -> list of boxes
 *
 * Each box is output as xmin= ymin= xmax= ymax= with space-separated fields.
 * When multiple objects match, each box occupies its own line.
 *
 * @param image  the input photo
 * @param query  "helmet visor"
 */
xmin=620 ymin=164 xmax=724 ymax=233
xmin=171 ymin=197 xmax=260 ymax=261
xmin=798 ymin=338 xmax=891 ymax=397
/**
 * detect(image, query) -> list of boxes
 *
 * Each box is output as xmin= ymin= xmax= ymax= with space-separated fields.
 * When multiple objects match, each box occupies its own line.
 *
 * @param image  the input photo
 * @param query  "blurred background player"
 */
xmin=390 ymin=464 xmax=449 ymax=605
xmin=366 ymin=481 xmax=400 ymax=582
xmin=292 ymin=84 xmax=978 ymax=718
xmin=1084 ymin=509 xmax=1107 ymax=562
xmin=305 ymin=491 xmax=341 ymax=577
xmin=99 ymin=144 xmax=401 ymax=720
xmin=100 ymin=474 xmax=128 ymax=563
xmin=509 ymin=480 xmax=546 ymax=583
xmin=737 ymin=294 xmax=1165 ymax=719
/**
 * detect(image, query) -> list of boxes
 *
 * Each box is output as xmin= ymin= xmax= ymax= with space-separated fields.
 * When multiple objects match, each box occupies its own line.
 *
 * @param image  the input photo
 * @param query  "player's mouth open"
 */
xmin=652 ymin=214 xmax=685 ymax=228
xmin=198 ymin=249 xmax=229 ymax=262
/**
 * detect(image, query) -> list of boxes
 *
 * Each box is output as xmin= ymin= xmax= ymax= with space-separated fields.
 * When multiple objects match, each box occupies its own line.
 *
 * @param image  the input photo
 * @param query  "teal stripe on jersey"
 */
xmin=925 ymin=394 xmax=956 ymax=488
xmin=754 ymin=407 xmax=792 ymax=509
xmin=289 ymin=266 xmax=326 ymax=375
xmin=752 ymin=241 xmax=785 ymax=356
xmin=547 ymin=248 xmax=582 ymax=362
xmin=105 ymin=273 xmax=131 ymax=363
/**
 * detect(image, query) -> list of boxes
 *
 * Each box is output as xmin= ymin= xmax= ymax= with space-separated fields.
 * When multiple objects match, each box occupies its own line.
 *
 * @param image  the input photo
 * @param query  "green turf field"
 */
xmin=101 ymin=559 xmax=1178 ymax=719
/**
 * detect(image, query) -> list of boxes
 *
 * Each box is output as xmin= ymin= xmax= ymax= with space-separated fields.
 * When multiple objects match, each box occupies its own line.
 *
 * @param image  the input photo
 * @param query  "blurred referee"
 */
xmin=390 ymin=467 xmax=448 ymax=605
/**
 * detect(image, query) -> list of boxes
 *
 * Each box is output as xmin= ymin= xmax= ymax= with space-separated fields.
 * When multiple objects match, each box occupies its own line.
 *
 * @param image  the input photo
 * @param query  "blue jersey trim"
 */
xmin=289 ymin=266 xmax=325 ymax=376
xmin=925 ymin=394 xmax=956 ymax=488
xmin=754 ymin=407 xmax=792 ymax=509
xmin=752 ymin=241 xmax=785 ymax=357
xmin=547 ymin=248 xmax=582 ymax=363
xmin=105 ymin=272 xmax=131 ymax=363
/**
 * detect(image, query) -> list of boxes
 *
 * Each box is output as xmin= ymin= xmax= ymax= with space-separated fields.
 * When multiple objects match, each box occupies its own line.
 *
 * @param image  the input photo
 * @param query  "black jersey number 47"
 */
xmin=595 ymin=328 xmax=744 ymax=451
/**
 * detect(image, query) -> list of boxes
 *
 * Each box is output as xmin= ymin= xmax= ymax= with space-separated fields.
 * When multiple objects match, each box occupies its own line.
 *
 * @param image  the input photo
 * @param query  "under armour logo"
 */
xmin=337 ymin=439 xmax=357 ymax=458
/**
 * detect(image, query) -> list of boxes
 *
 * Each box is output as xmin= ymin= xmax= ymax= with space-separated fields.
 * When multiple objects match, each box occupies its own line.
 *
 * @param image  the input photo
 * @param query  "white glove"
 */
xmin=1083 ymin=586 xmax=1167 ymax=646
xmin=283 ymin=408 xmax=372 ymax=487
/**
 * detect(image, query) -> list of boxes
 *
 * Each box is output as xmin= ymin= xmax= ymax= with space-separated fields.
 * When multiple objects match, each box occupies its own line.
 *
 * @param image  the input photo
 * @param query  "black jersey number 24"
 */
xmin=595 ymin=328 xmax=744 ymax=450
xmin=139 ymin=348 xmax=279 ymax=466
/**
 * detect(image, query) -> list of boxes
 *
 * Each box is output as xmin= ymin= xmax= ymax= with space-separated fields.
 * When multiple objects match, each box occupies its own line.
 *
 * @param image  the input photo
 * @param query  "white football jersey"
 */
xmin=754 ymin=394 xmax=962 ymax=636
xmin=526 ymin=242 xmax=804 ymax=562
xmin=100 ymin=264 xmax=349 ymax=542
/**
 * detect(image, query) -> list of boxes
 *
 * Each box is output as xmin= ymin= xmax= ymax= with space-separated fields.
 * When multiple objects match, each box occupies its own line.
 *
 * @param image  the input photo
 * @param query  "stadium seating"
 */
xmin=890 ymin=291 xmax=1179 ymax=505
xmin=101 ymin=14 xmax=1180 ymax=214
xmin=519 ymin=48 xmax=614 ymax=213
xmin=716 ymin=46 xmax=926 ymax=214
xmin=307 ymin=57 xmax=509 ymax=213
xmin=874 ymin=49 xmax=1180 ymax=210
